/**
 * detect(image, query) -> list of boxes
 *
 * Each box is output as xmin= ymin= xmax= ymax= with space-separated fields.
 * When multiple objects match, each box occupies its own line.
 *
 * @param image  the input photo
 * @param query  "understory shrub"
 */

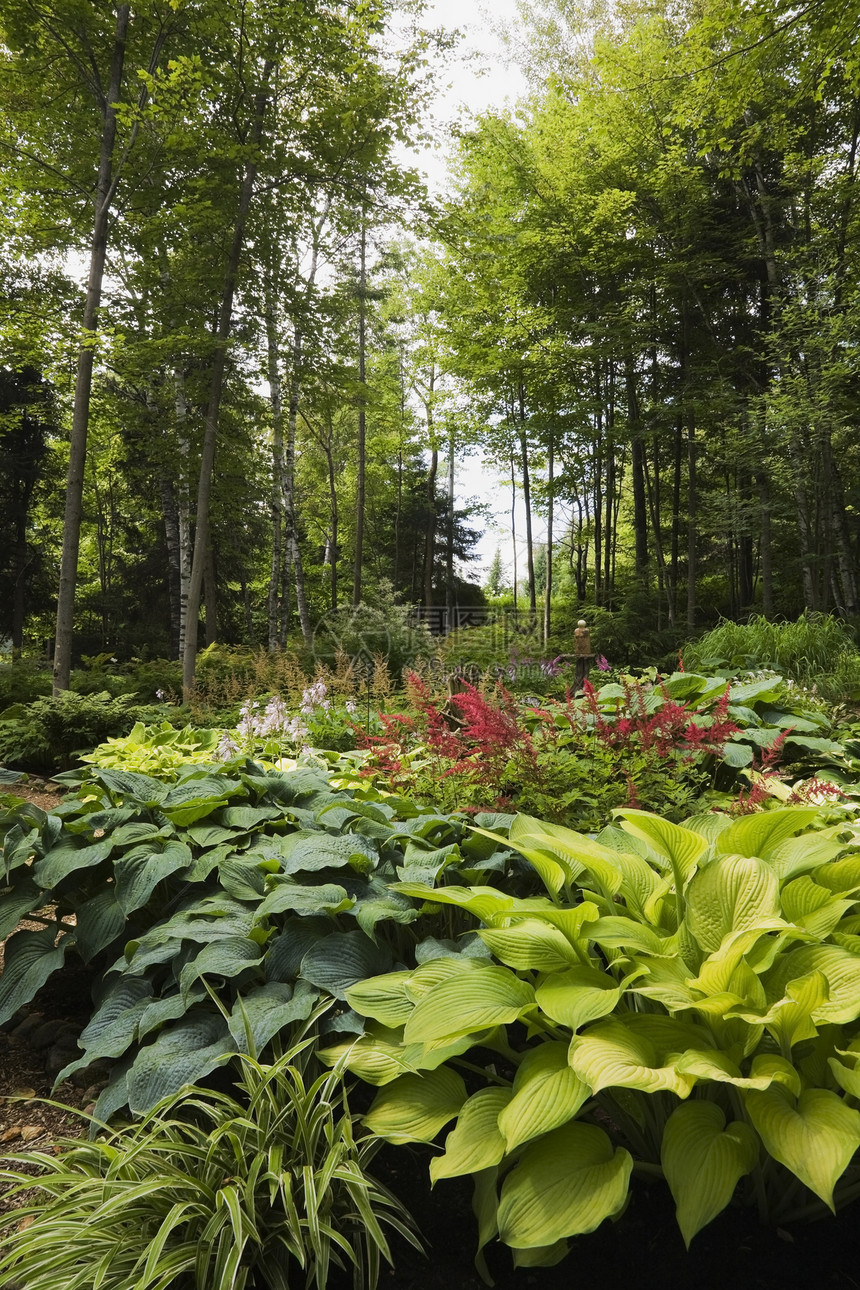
xmin=0 ymin=692 xmax=176 ymax=773
xmin=0 ymin=1013 xmax=420 ymax=1290
xmin=330 ymin=806 xmax=860 ymax=1270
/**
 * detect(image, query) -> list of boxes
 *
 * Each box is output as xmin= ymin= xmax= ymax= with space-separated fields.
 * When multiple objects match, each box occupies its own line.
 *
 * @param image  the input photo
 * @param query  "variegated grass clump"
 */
xmin=0 ymin=1032 xmax=420 ymax=1290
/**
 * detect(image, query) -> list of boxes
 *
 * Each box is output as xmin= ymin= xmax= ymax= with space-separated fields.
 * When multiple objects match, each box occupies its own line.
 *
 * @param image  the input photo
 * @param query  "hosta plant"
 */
xmin=0 ymin=1012 xmax=420 ymax=1290
xmin=0 ymin=759 xmax=516 ymax=1118
xmin=325 ymin=806 xmax=860 ymax=1273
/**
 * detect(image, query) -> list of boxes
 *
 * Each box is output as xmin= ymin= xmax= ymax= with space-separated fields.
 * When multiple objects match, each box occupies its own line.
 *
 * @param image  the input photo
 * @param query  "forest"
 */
xmin=0 ymin=0 xmax=859 ymax=686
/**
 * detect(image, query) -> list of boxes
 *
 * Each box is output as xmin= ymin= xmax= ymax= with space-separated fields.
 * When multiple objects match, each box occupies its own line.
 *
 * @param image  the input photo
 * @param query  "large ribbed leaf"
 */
xmin=256 ymin=879 xmax=353 ymax=918
xmin=284 ymin=832 xmax=378 ymax=875
xmin=178 ymin=936 xmax=262 ymax=1000
xmin=535 ymin=965 xmax=627 ymax=1033
xmin=568 ymin=1017 xmax=699 ymax=1098
xmin=744 ymin=1086 xmax=860 ymax=1208
xmin=394 ymin=882 xmax=515 ymax=924
xmin=614 ymin=811 xmax=707 ymax=887
xmin=780 ymin=877 xmax=852 ymax=938
xmin=227 ymin=979 xmax=319 ymax=1052
xmin=477 ymin=919 xmax=580 ymax=972
xmin=32 ymin=837 xmax=113 ymax=889
xmin=498 ymin=1123 xmax=632 ymax=1246
xmin=403 ymin=966 xmax=534 ymax=1045
xmin=299 ymin=929 xmax=391 ymax=1000
xmin=363 ymin=1066 xmax=467 ymax=1143
xmin=346 ymin=971 xmax=415 ymax=1027
xmin=112 ymin=840 xmax=193 ymax=914
xmin=765 ymin=944 xmax=860 ymax=1024
xmin=498 ymin=1042 xmax=589 ymax=1151
xmin=126 ymin=1014 xmax=234 ymax=1115
xmin=715 ymin=807 xmax=818 ymax=860
xmin=685 ymin=854 xmax=782 ymax=952
xmin=74 ymin=887 xmax=127 ymax=960
xmin=430 ymin=1087 xmax=512 ymax=1181
xmin=0 ymin=926 xmax=70 ymax=1025
xmin=662 ymin=1102 xmax=759 ymax=1246
xmin=0 ymin=876 xmax=45 ymax=941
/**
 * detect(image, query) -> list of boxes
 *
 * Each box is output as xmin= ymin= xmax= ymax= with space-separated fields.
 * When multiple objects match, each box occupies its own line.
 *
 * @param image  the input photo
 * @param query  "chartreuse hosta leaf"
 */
xmin=685 ymin=854 xmax=783 ymax=952
xmin=766 ymin=944 xmax=860 ymax=1025
xmin=781 ymin=876 xmax=854 ymax=938
xmin=814 ymin=853 xmax=860 ymax=896
xmin=567 ymin=1015 xmax=707 ymax=1099
xmin=661 ymin=1102 xmax=759 ymax=1247
xmin=535 ymin=964 xmax=637 ymax=1033
xmin=715 ymin=806 xmax=819 ymax=861
xmin=497 ymin=1123 xmax=632 ymax=1247
xmin=498 ymin=1042 xmax=590 ymax=1151
xmin=403 ymin=964 xmax=535 ymax=1045
xmin=614 ymin=810 xmax=708 ymax=889
xmin=477 ymin=918 xmax=582 ymax=971
xmin=743 ymin=1085 xmax=860 ymax=1209
xmin=394 ymin=882 xmax=516 ymax=923
xmin=362 ymin=1066 xmax=467 ymax=1144
xmin=430 ymin=1087 xmax=513 ymax=1182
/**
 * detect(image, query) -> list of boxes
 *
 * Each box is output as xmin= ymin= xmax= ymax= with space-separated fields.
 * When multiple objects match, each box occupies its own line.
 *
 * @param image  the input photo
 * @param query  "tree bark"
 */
xmin=53 ymin=5 xmax=130 ymax=693
xmin=352 ymin=215 xmax=367 ymax=606
xmin=543 ymin=428 xmax=554 ymax=645
xmin=182 ymin=62 xmax=272 ymax=698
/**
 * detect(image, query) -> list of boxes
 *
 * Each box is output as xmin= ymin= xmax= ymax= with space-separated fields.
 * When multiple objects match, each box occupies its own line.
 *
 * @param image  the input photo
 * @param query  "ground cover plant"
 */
xmin=327 ymin=805 xmax=860 ymax=1275
xmin=0 ymin=1008 xmax=420 ymax=1290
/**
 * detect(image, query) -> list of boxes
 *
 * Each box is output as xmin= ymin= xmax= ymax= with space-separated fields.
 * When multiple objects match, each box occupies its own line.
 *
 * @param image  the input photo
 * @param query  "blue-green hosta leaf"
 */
xmin=0 ymin=877 xmax=45 ymax=941
xmin=662 ymin=1102 xmax=759 ymax=1246
xmin=722 ymin=741 xmax=755 ymax=768
xmin=178 ymin=936 xmax=263 ymax=1000
xmin=414 ymin=934 xmax=492 ymax=964
xmin=685 ymin=854 xmax=782 ymax=952
xmin=264 ymin=917 xmax=332 ymax=982
xmin=403 ymin=965 xmax=534 ymax=1045
xmin=89 ymin=768 xmax=169 ymax=803
xmin=498 ymin=1042 xmax=589 ymax=1151
xmin=32 ymin=837 xmax=113 ymax=889
xmin=299 ymin=929 xmax=392 ymax=1000
xmin=256 ymin=879 xmax=353 ymax=919
xmin=112 ymin=840 xmax=193 ymax=915
xmin=614 ymin=811 xmax=708 ymax=887
xmin=363 ymin=1066 xmax=467 ymax=1143
xmin=126 ymin=1013 xmax=234 ymax=1116
xmin=184 ymin=823 xmax=240 ymax=848
xmin=215 ymin=856 xmax=268 ymax=901
xmin=535 ymin=965 xmax=628 ymax=1033
xmin=108 ymin=821 xmax=173 ymax=847
xmin=283 ymin=832 xmax=378 ymax=875
xmin=127 ymin=897 xmax=256 ymax=952
xmin=781 ymin=877 xmax=854 ymax=938
xmin=76 ymin=975 xmax=153 ymax=1049
xmin=568 ymin=1016 xmax=704 ymax=1099
xmin=498 ymin=1123 xmax=632 ymax=1247
xmin=55 ymin=987 xmax=155 ymax=1085
xmin=227 ymin=979 xmax=319 ymax=1052
xmin=0 ymin=927 xmax=70 ymax=1026
xmin=136 ymin=984 xmax=208 ymax=1041
xmin=395 ymin=842 xmax=461 ymax=883
xmin=430 ymin=1087 xmax=512 ymax=1182
xmin=75 ymin=887 xmax=127 ymax=961
xmin=766 ymin=944 xmax=860 ymax=1024
xmin=744 ymin=1085 xmax=860 ymax=1209
xmin=727 ymin=677 xmax=784 ymax=705
xmin=477 ymin=919 xmax=581 ymax=972
xmin=217 ymin=804 xmax=284 ymax=829
xmin=348 ymin=879 xmax=418 ymax=940
xmin=715 ymin=807 xmax=819 ymax=861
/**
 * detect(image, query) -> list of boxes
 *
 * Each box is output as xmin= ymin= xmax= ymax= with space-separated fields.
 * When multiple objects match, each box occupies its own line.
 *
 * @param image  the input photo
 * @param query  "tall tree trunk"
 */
xmin=174 ymin=366 xmax=192 ymax=660
xmin=624 ymin=353 xmax=649 ymax=583
xmin=284 ymin=325 xmax=312 ymax=645
xmin=182 ymin=62 xmax=272 ymax=698
xmin=265 ymin=294 xmax=285 ymax=651
xmin=518 ymin=384 xmax=536 ymax=617
xmin=757 ymin=469 xmax=773 ymax=615
xmin=687 ymin=415 xmax=697 ymax=633
xmin=53 ymin=5 xmax=130 ymax=693
xmin=160 ymin=474 xmax=182 ymax=656
xmin=543 ymin=428 xmax=554 ymax=645
xmin=446 ymin=422 xmax=455 ymax=628
xmin=204 ymin=543 xmax=217 ymax=647
xmin=421 ymin=364 xmax=437 ymax=611
xmin=352 ymin=216 xmax=367 ymax=606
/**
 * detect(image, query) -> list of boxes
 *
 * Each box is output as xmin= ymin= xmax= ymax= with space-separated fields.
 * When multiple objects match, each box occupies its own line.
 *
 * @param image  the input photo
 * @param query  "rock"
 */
xmin=9 ymin=1013 xmax=45 ymax=1042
